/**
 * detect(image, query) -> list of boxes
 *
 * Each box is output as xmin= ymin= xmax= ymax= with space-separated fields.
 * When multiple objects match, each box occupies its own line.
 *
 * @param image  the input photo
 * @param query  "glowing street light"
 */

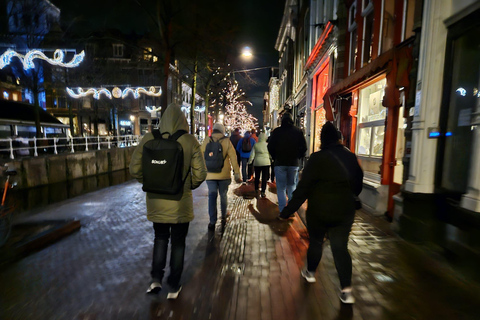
xmin=241 ymin=46 xmax=253 ymax=60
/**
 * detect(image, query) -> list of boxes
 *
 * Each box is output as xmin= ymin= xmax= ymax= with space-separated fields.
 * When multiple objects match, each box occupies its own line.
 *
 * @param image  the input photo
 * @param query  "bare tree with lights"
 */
xmin=222 ymin=79 xmax=257 ymax=133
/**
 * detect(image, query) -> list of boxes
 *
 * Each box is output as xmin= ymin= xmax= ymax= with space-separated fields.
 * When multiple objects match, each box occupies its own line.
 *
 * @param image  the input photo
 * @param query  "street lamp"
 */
xmin=241 ymin=46 xmax=253 ymax=61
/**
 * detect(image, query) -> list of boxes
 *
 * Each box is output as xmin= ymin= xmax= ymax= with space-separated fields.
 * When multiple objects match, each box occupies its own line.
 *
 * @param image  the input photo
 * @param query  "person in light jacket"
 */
xmin=248 ymin=132 xmax=271 ymax=197
xmin=201 ymin=123 xmax=241 ymax=230
xmin=129 ymin=103 xmax=207 ymax=299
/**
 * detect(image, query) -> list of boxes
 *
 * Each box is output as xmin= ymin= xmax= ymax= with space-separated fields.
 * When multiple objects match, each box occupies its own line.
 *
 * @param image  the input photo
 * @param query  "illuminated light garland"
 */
xmin=122 ymin=86 xmax=162 ymax=99
xmin=66 ymin=86 xmax=162 ymax=100
xmin=66 ymin=87 xmax=112 ymax=100
xmin=146 ymin=106 xmax=161 ymax=118
xmin=0 ymin=49 xmax=85 ymax=70
xmin=181 ymin=105 xmax=205 ymax=113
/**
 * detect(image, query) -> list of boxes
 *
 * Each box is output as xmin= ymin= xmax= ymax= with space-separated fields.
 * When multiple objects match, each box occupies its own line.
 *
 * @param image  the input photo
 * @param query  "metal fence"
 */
xmin=0 ymin=135 xmax=141 ymax=159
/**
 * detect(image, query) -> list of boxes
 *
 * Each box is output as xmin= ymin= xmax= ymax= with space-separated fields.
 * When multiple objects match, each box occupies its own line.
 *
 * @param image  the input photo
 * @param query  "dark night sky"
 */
xmin=52 ymin=0 xmax=285 ymax=123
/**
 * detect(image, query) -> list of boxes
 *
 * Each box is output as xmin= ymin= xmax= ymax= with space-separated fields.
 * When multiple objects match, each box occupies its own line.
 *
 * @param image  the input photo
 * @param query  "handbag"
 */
xmin=327 ymin=150 xmax=362 ymax=211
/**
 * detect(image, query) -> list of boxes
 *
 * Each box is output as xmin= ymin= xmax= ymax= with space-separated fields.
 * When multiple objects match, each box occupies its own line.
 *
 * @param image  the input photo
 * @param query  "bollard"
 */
xmin=85 ymin=136 xmax=88 ymax=151
xmin=70 ymin=137 xmax=75 ymax=153
xmin=107 ymin=137 xmax=111 ymax=149
xmin=97 ymin=135 xmax=100 ymax=150
xmin=54 ymin=138 xmax=58 ymax=154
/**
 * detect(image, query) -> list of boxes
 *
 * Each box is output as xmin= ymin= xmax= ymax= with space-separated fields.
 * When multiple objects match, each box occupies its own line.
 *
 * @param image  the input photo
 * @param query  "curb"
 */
xmin=0 ymin=219 xmax=81 ymax=268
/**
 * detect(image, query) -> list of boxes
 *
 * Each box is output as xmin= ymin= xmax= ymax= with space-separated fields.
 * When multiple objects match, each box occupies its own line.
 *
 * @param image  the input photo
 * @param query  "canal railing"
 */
xmin=0 ymin=135 xmax=141 ymax=159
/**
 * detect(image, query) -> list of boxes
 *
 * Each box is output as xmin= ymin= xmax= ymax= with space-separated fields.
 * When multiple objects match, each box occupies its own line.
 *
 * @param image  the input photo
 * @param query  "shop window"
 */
xmin=349 ymin=3 xmax=358 ymax=75
xmin=381 ymin=0 xmax=395 ymax=53
xmin=440 ymin=24 xmax=479 ymax=193
xmin=362 ymin=1 xmax=374 ymax=66
xmin=356 ymin=78 xmax=387 ymax=175
xmin=402 ymin=0 xmax=415 ymax=41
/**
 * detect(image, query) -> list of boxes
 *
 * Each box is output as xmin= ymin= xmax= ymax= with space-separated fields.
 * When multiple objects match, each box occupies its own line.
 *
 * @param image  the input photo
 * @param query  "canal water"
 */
xmin=10 ymin=169 xmax=134 ymax=214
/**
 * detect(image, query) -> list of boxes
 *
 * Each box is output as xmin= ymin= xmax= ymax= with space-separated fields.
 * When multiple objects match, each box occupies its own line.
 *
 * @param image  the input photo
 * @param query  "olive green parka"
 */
xmin=129 ymin=104 xmax=207 ymax=224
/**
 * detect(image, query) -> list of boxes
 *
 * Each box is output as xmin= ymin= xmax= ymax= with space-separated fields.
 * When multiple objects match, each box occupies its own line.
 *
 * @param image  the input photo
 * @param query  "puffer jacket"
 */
xmin=129 ymin=104 xmax=207 ymax=224
xmin=201 ymin=131 xmax=241 ymax=180
xmin=248 ymin=133 xmax=271 ymax=167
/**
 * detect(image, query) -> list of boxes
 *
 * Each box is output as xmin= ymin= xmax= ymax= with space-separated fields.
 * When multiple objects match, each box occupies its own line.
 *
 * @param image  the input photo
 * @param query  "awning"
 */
xmin=323 ymin=49 xmax=395 ymax=120
xmin=0 ymin=100 xmax=68 ymax=127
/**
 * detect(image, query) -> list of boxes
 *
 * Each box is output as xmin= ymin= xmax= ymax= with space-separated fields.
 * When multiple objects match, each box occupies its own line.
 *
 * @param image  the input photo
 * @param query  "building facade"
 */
xmin=399 ymin=0 xmax=480 ymax=266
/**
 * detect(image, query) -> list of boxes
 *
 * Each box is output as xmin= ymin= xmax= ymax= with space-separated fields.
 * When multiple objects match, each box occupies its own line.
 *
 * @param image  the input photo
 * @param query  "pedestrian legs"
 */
xmin=241 ymin=158 xmax=249 ymax=182
xmin=218 ymin=179 xmax=230 ymax=219
xmin=305 ymin=225 xmax=328 ymax=272
xmin=206 ymin=180 xmax=219 ymax=225
xmin=285 ymin=166 xmax=299 ymax=202
xmin=329 ymin=222 xmax=353 ymax=289
xmin=274 ymin=166 xmax=288 ymax=211
xmin=151 ymin=223 xmax=170 ymax=282
xmin=167 ymin=223 xmax=190 ymax=290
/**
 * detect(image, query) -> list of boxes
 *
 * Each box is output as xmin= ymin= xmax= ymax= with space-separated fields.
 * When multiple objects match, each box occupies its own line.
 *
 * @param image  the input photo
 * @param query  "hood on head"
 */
xmin=159 ymin=103 xmax=189 ymax=134
xmin=281 ymin=113 xmax=294 ymax=126
xmin=320 ymin=121 xmax=339 ymax=148
xmin=258 ymin=132 xmax=267 ymax=142
xmin=212 ymin=122 xmax=225 ymax=135
xmin=244 ymin=131 xmax=251 ymax=138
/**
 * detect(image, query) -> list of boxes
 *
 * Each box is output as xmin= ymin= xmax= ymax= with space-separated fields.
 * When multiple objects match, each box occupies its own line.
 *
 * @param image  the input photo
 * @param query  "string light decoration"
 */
xmin=0 ymin=49 xmax=85 ymax=70
xmin=146 ymin=106 xmax=161 ymax=117
xmin=222 ymin=80 xmax=258 ymax=132
xmin=66 ymin=86 xmax=162 ymax=100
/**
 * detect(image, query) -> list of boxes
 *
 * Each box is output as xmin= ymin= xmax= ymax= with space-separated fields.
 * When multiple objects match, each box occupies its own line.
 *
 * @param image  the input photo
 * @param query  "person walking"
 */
xmin=201 ymin=123 xmax=241 ymax=230
xmin=236 ymin=131 xmax=256 ymax=184
xmin=129 ymin=104 xmax=207 ymax=299
xmin=278 ymin=121 xmax=364 ymax=304
xmin=229 ymin=128 xmax=242 ymax=168
xmin=248 ymin=132 xmax=271 ymax=198
xmin=267 ymin=112 xmax=307 ymax=211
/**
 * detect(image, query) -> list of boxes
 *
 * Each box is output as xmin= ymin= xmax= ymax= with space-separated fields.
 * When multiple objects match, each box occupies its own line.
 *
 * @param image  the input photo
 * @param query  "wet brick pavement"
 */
xmin=0 ymin=180 xmax=479 ymax=319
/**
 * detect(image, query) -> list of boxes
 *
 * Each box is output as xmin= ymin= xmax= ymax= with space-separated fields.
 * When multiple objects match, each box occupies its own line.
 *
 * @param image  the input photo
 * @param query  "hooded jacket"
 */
xmin=248 ymin=132 xmax=271 ymax=167
xmin=201 ymin=131 xmax=241 ymax=180
xmin=267 ymin=114 xmax=307 ymax=166
xmin=129 ymin=104 xmax=207 ymax=224
xmin=236 ymin=132 xmax=256 ymax=159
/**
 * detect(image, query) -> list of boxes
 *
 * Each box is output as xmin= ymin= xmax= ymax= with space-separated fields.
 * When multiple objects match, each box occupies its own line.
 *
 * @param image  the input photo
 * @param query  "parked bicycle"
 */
xmin=0 ymin=164 xmax=17 ymax=247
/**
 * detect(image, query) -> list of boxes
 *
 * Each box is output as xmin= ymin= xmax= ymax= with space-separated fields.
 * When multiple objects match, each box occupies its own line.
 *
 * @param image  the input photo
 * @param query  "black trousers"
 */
xmin=254 ymin=165 xmax=270 ymax=192
xmin=151 ymin=222 xmax=190 ymax=289
xmin=306 ymin=221 xmax=353 ymax=289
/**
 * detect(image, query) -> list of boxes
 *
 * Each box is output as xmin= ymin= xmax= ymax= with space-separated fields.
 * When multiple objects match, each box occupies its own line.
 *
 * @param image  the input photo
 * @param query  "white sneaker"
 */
xmin=340 ymin=290 xmax=355 ymax=304
xmin=167 ymin=286 xmax=182 ymax=299
xmin=301 ymin=268 xmax=316 ymax=283
xmin=146 ymin=282 xmax=162 ymax=294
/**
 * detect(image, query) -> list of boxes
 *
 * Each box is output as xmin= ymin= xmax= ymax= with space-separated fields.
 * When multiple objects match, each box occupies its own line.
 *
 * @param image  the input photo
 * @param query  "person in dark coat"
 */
xmin=278 ymin=121 xmax=363 ymax=305
xmin=229 ymin=128 xmax=242 ymax=168
xmin=267 ymin=112 xmax=307 ymax=211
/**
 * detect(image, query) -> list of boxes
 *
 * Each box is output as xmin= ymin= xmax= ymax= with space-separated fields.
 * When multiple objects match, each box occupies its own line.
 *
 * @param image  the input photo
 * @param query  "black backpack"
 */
xmin=204 ymin=136 xmax=226 ymax=173
xmin=242 ymin=137 xmax=252 ymax=152
xmin=141 ymin=129 xmax=189 ymax=195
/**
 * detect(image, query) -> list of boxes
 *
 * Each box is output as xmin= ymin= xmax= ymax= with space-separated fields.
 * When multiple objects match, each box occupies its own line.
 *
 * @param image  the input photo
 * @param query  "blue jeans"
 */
xmin=151 ymin=222 xmax=190 ymax=289
xmin=274 ymin=166 xmax=299 ymax=211
xmin=206 ymin=179 xmax=231 ymax=224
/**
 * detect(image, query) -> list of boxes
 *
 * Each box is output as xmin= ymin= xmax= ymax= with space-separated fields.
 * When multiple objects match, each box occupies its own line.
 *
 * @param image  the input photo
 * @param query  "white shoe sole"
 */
xmin=301 ymin=269 xmax=316 ymax=283
xmin=167 ymin=286 xmax=182 ymax=299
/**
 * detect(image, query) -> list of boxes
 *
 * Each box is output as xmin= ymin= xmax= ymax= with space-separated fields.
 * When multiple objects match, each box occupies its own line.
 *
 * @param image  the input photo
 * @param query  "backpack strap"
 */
xmin=152 ymin=129 xmax=162 ymax=139
xmin=170 ymin=130 xmax=188 ymax=141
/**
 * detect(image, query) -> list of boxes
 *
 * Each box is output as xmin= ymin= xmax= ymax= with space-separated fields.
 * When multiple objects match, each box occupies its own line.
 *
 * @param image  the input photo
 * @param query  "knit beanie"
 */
xmin=213 ymin=123 xmax=225 ymax=134
xmin=320 ymin=122 xmax=339 ymax=148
